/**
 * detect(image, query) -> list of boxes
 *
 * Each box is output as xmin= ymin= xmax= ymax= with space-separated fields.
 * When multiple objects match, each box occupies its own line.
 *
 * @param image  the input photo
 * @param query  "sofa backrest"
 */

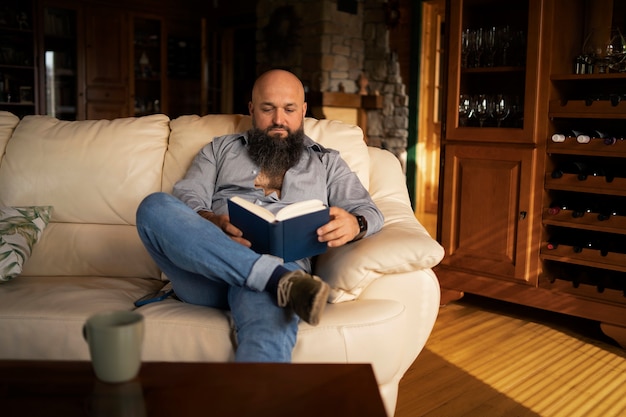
xmin=0 ymin=112 xmax=370 ymax=280
xmin=163 ymin=115 xmax=370 ymax=193
xmin=0 ymin=114 xmax=170 ymax=279
xmin=0 ymin=112 xmax=20 ymax=166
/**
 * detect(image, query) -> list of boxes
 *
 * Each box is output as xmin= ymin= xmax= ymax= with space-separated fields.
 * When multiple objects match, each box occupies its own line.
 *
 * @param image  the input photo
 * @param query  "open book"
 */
xmin=227 ymin=196 xmax=330 ymax=262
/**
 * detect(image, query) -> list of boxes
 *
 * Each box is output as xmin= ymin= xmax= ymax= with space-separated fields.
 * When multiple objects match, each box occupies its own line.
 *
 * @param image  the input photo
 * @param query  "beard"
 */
xmin=247 ymin=124 xmax=305 ymax=177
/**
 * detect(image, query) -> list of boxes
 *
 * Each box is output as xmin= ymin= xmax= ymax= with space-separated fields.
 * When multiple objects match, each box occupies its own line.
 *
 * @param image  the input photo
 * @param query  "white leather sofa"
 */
xmin=0 ymin=111 xmax=444 ymax=416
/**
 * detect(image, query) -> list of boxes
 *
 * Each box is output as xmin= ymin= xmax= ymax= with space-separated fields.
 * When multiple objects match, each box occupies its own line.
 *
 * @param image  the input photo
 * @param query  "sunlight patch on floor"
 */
xmin=427 ymin=303 xmax=626 ymax=416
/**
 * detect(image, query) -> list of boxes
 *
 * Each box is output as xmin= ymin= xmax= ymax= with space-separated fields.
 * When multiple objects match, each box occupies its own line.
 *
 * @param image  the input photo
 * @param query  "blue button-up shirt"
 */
xmin=173 ymin=132 xmax=383 ymax=239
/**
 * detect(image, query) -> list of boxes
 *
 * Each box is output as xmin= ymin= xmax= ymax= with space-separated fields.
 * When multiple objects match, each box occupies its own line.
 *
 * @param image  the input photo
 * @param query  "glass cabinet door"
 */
xmin=0 ymin=0 xmax=37 ymax=118
xmin=445 ymin=0 xmax=540 ymax=143
xmin=42 ymin=5 xmax=79 ymax=120
xmin=132 ymin=16 xmax=164 ymax=116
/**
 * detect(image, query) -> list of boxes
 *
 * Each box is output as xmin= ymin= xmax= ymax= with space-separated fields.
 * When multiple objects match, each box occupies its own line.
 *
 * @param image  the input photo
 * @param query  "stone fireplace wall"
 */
xmin=256 ymin=0 xmax=409 ymax=158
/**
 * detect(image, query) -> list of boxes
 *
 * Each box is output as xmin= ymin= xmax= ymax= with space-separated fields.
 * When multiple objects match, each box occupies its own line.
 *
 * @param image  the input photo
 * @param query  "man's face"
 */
xmin=249 ymin=71 xmax=307 ymax=139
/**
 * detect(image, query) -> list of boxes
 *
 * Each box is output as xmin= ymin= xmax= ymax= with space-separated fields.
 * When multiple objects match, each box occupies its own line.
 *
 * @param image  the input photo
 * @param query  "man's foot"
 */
xmin=276 ymin=270 xmax=329 ymax=326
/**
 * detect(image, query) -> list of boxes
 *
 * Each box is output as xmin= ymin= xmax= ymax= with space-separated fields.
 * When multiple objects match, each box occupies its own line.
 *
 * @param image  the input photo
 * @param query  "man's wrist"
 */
xmin=353 ymin=215 xmax=368 ymax=241
xmin=197 ymin=210 xmax=214 ymax=221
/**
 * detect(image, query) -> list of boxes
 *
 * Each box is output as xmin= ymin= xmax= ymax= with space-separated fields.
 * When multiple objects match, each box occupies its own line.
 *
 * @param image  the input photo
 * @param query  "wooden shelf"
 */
xmin=549 ymin=99 xmax=626 ymax=119
xmin=538 ymin=276 xmax=626 ymax=305
xmin=461 ymin=66 xmax=525 ymax=74
xmin=551 ymin=73 xmax=626 ymax=81
xmin=540 ymin=243 xmax=626 ymax=273
xmin=547 ymin=137 xmax=626 ymax=157
xmin=544 ymin=173 xmax=626 ymax=197
xmin=542 ymin=208 xmax=626 ymax=235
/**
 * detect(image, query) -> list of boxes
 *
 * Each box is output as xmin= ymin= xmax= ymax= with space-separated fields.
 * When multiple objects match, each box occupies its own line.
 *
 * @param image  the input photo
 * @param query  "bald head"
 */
xmin=249 ymin=69 xmax=307 ymax=139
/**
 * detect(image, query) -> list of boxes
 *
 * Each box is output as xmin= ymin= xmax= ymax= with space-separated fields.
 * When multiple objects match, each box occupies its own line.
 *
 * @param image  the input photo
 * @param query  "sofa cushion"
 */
xmin=0 ymin=114 xmax=170 ymax=279
xmin=0 ymin=206 xmax=52 ymax=282
xmin=0 ymin=114 xmax=170 ymax=225
xmin=0 ymin=275 xmax=163 ymax=360
xmin=163 ymin=115 xmax=369 ymax=193
xmin=301 ymin=117 xmax=369 ymax=190
xmin=163 ymin=114 xmax=249 ymax=193
xmin=316 ymin=147 xmax=445 ymax=302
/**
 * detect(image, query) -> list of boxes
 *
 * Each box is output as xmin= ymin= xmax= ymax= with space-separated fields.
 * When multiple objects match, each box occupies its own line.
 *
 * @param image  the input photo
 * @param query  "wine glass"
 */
xmin=496 ymin=25 xmax=511 ymax=66
xmin=473 ymin=95 xmax=491 ymax=127
xmin=492 ymin=94 xmax=510 ymax=127
xmin=458 ymin=94 xmax=473 ymax=126
xmin=461 ymin=29 xmax=470 ymax=68
xmin=483 ymin=26 xmax=497 ymax=67
xmin=470 ymin=28 xmax=484 ymax=67
xmin=607 ymin=28 xmax=626 ymax=72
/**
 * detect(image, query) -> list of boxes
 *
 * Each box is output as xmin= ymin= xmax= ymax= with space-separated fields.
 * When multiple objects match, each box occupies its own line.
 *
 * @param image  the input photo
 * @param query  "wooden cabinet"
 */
xmin=444 ymin=0 xmax=542 ymax=143
xmin=437 ymin=0 xmax=626 ymax=348
xmin=2 ymin=1 xmax=204 ymax=120
xmin=438 ymin=0 xmax=543 ymax=284
xmin=131 ymin=15 xmax=166 ymax=116
xmin=84 ymin=4 xmax=129 ymax=119
xmin=0 ymin=0 xmax=38 ymax=118
xmin=440 ymin=144 xmax=535 ymax=282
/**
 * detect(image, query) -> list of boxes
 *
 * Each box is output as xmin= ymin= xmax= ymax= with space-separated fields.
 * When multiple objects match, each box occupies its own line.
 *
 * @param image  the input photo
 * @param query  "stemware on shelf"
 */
xmin=473 ymin=94 xmax=491 ymax=127
xmin=493 ymin=94 xmax=510 ymax=127
xmin=458 ymin=94 xmax=473 ymax=126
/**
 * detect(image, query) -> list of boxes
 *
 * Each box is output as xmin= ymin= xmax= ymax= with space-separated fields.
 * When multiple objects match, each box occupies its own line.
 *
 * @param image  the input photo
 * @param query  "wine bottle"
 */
xmin=551 ymin=129 xmax=580 ymax=143
xmin=548 ymin=200 xmax=570 ymax=215
xmin=549 ymin=196 xmax=597 ymax=218
xmin=551 ymin=161 xmax=588 ymax=180
xmin=600 ymin=159 xmax=626 ymax=183
xmin=598 ymin=197 xmax=626 ymax=221
xmin=571 ymin=203 xmax=594 ymax=218
xmin=594 ymin=130 xmax=620 ymax=146
xmin=545 ymin=229 xmax=580 ymax=250
xmin=587 ymin=163 xmax=608 ymax=179
xmin=545 ymin=228 xmax=607 ymax=255
xmin=572 ymin=129 xmax=591 ymax=144
xmin=551 ymin=133 xmax=566 ymax=142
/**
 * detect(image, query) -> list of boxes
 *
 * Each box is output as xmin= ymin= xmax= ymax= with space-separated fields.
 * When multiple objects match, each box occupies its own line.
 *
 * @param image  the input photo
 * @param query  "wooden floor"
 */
xmin=395 ymin=294 xmax=626 ymax=417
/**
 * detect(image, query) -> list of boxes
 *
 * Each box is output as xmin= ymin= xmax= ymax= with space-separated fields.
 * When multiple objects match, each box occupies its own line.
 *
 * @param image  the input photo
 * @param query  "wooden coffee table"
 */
xmin=0 ymin=360 xmax=387 ymax=416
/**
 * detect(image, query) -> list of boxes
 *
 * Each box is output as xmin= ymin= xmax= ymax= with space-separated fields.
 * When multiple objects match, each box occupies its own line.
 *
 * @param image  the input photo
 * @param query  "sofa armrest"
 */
xmin=315 ymin=147 xmax=444 ymax=303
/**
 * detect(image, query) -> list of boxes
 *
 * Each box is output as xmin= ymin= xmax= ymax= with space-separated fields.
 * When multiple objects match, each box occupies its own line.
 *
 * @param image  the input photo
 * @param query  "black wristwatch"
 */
xmin=353 ymin=215 xmax=368 ymax=241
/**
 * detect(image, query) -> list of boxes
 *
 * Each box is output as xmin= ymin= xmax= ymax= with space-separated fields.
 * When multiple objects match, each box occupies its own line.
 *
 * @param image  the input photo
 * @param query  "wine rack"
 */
xmin=542 ymin=73 xmax=626 ymax=299
xmin=436 ymin=0 xmax=626 ymax=348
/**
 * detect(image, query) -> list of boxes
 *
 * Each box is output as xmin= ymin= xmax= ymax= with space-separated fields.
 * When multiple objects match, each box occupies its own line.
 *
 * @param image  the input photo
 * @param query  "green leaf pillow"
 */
xmin=0 ymin=206 xmax=53 ymax=282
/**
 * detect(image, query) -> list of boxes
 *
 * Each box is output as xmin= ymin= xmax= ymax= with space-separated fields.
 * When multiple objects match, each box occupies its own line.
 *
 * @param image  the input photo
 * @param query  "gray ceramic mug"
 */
xmin=83 ymin=311 xmax=145 ymax=383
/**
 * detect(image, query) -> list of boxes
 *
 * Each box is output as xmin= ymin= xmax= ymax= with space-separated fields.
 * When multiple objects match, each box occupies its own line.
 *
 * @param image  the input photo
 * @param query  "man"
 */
xmin=136 ymin=69 xmax=383 ymax=362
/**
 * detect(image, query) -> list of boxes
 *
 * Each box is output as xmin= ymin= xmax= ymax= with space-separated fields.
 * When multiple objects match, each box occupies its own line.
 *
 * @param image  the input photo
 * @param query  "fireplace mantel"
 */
xmin=308 ymin=92 xmax=383 ymax=143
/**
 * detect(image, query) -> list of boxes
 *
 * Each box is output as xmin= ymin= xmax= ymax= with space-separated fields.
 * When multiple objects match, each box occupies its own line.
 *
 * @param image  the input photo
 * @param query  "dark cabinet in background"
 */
xmin=1 ymin=0 xmax=206 ymax=120
xmin=84 ymin=4 xmax=129 ymax=120
xmin=132 ymin=15 xmax=166 ymax=117
xmin=0 ymin=0 xmax=38 ymax=118
xmin=437 ymin=0 xmax=626 ymax=348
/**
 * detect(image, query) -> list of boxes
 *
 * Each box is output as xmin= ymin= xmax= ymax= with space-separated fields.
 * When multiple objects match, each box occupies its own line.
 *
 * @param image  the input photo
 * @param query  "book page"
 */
xmin=230 ymin=196 xmax=326 ymax=223
xmin=275 ymin=199 xmax=326 ymax=221
xmin=229 ymin=196 xmax=275 ymax=222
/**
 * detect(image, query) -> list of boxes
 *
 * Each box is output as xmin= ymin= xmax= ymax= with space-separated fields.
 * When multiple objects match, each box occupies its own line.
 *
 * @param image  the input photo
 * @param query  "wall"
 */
xmin=255 ymin=0 xmax=409 ymax=157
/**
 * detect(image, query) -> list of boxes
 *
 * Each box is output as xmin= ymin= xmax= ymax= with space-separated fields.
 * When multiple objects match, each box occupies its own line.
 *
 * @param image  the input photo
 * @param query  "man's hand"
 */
xmin=198 ymin=210 xmax=251 ymax=247
xmin=316 ymin=207 xmax=360 ymax=248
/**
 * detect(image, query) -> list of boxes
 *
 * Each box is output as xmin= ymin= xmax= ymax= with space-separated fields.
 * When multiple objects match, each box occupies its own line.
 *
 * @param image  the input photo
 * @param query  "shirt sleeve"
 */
xmin=172 ymin=142 xmax=218 ymax=213
xmin=325 ymin=151 xmax=384 ymax=237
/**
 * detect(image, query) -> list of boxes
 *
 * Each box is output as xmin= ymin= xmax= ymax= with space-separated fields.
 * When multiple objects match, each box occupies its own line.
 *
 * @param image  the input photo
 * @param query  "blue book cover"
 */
xmin=228 ymin=197 xmax=330 ymax=262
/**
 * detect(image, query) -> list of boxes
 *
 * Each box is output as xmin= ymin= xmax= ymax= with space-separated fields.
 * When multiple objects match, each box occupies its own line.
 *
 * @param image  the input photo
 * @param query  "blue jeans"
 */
xmin=136 ymin=192 xmax=302 ymax=362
